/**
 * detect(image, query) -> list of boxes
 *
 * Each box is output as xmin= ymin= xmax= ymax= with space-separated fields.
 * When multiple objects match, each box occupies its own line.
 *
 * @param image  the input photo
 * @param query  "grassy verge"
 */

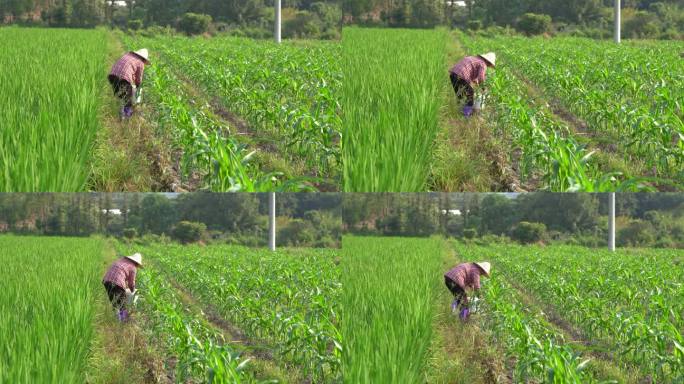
xmin=88 ymin=30 xmax=178 ymax=192
xmin=426 ymin=241 xmax=510 ymax=384
xmin=86 ymin=240 xmax=168 ymax=384
xmin=429 ymin=33 xmax=522 ymax=192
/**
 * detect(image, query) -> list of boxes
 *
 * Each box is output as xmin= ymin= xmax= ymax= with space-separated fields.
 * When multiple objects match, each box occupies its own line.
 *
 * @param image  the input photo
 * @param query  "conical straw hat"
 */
xmin=132 ymin=48 xmax=150 ymax=64
xmin=475 ymin=261 xmax=491 ymax=276
xmin=479 ymin=52 xmax=496 ymax=67
xmin=125 ymin=253 xmax=143 ymax=267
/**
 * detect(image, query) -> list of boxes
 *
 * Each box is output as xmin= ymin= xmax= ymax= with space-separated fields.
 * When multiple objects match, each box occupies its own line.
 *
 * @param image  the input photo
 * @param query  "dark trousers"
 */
xmin=108 ymin=75 xmax=134 ymax=109
xmin=445 ymin=276 xmax=466 ymax=301
xmin=103 ymin=281 xmax=126 ymax=310
xmin=449 ymin=73 xmax=475 ymax=107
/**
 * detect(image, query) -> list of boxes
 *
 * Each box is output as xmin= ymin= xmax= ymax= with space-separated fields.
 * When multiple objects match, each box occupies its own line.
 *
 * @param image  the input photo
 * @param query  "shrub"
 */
xmin=172 ymin=221 xmax=207 ymax=244
xmin=511 ymin=222 xmax=547 ymax=244
xmin=284 ymin=10 xmax=320 ymax=38
xmin=127 ymin=19 xmax=143 ymax=31
xmin=278 ymin=219 xmax=316 ymax=246
xmin=139 ymin=25 xmax=176 ymax=37
xmin=517 ymin=13 xmax=552 ymax=36
xmin=467 ymin=20 xmax=483 ymax=31
xmin=625 ymin=11 xmax=661 ymax=39
xmin=463 ymin=228 xmax=477 ymax=239
xmin=618 ymin=220 xmax=656 ymax=247
xmin=178 ymin=13 xmax=212 ymax=36
xmin=122 ymin=228 xmax=137 ymax=239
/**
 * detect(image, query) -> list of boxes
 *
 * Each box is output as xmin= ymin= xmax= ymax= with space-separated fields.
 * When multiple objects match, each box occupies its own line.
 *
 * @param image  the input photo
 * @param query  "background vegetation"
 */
xmin=343 ymin=193 xmax=684 ymax=248
xmin=342 ymin=0 xmax=683 ymax=39
xmin=0 ymin=0 xmax=342 ymax=39
xmin=0 ymin=193 xmax=342 ymax=247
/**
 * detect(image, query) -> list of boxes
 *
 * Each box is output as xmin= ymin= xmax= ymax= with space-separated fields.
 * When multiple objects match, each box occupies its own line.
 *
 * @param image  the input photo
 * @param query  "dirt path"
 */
xmin=86 ymin=240 xmax=170 ymax=384
xmin=89 ymin=33 xmax=189 ymax=192
xmin=150 ymin=260 xmax=304 ymax=383
xmin=430 ymin=35 xmax=529 ymax=192
xmin=425 ymin=243 xmax=512 ymax=384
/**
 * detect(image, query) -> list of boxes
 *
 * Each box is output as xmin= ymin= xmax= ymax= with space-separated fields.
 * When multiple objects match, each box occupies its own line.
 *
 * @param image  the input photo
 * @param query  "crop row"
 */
xmin=121 ymin=35 xmax=311 ymax=192
xmin=478 ymin=243 xmax=684 ymax=381
xmin=468 ymin=35 xmax=684 ymax=180
xmin=134 ymin=35 xmax=341 ymax=179
xmin=122 ymin=243 xmax=341 ymax=382
xmin=459 ymin=32 xmax=652 ymax=192
xmin=136 ymin=263 xmax=256 ymax=383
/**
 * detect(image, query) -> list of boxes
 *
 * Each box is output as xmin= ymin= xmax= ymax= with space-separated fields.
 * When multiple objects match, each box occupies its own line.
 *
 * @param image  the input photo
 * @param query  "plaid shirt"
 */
xmin=103 ymin=258 xmax=138 ymax=291
xmin=109 ymin=52 xmax=145 ymax=87
xmin=449 ymin=56 xmax=487 ymax=85
xmin=444 ymin=263 xmax=483 ymax=290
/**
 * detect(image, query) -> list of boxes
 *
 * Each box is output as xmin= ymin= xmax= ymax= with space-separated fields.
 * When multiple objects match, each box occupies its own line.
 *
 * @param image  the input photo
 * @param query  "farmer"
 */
xmin=449 ymin=52 xmax=496 ymax=117
xmin=444 ymin=261 xmax=491 ymax=320
xmin=108 ymin=48 xmax=150 ymax=119
xmin=102 ymin=253 xmax=143 ymax=322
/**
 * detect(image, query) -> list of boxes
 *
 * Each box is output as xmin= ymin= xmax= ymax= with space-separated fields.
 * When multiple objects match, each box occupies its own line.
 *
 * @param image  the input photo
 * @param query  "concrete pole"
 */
xmin=275 ymin=0 xmax=281 ymax=43
xmin=268 ymin=192 xmax=276 ymax=251
xmin=614 ymin=0 xmax=621 ymax=43
xmin=608 ymin=193 xmax=615 ymax=251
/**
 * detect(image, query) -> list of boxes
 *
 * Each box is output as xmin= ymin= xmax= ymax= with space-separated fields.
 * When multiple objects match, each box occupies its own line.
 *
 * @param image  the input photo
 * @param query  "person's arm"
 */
xmin=134 ymin=63 xmax=144 ymax=87
xmin=473 ymin=63 xmax=486 ymax=85
xmin=127 ymin=267 xmax=137 ymax=291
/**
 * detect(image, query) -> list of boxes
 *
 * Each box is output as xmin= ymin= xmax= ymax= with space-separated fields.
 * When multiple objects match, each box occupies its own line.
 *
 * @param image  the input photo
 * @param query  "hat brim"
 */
xmin=125 ymin=256 xmax=143 ymax=267
xmin=478 ymin=55 xmax=495 ymax=67
xmin=131 ymin=52 xmax=150 ymax=64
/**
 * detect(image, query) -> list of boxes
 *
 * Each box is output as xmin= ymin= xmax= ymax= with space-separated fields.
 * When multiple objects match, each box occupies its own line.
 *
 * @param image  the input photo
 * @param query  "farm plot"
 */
xmin=0 ymin=28 xmax=109 ymax=192
xmin=343 ymin=236 xmax=683 ymax=383
xmin=458 ymin=33 xmax=683 ymax=191
xmin=124 ymin=34 xmax=340 ymax=191
xmin=0 ymin=236 xmax=103 ymax=383
xmin=118 ymin=242 xmax=342 ymax=382
xmin=342 ymin=28 xmax=447 ymax=192
xmin=461 ymin=242 xmax=684 ymax=382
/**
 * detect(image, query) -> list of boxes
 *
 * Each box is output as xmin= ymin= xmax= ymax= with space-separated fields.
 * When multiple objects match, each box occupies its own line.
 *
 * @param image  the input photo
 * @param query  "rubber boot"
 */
xmin=451 ymin=298 xmax=460 ymax=313
xmin=462 ymin=105 xmax=473 ymax=117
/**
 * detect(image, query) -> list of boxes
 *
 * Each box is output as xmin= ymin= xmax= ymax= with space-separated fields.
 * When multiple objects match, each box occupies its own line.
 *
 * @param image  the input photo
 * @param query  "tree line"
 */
xmin=341 ymin=0 xmax=683 ymax=39
xmin=0 ymin=193 xmax=342 ymax=247
xmin=343 ymin=193 xmax=684 ymax=248
xmin=1 ymin=0 xmax=342 ymax=39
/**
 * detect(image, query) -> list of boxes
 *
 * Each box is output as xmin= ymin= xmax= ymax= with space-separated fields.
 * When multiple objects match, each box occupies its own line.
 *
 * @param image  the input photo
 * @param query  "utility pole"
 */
xmin=268 ymin=192 xmax=276 ymax=251
xmin=275 ymin=0 xmax=281 ymax=43
xmin=614 ymin=0 xmax=621 ymax=43
xmin=608 ymin=193 xmax=615 ymax=251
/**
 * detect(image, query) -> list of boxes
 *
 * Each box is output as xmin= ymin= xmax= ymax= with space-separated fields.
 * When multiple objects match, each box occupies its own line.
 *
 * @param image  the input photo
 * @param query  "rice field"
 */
xmin=0 ymin=235 xmax=340 ymax=382
xmin=0 ymin=27 xmax=339 ymax=192
xmin=342 ymin=236 xmax=684 ymax=383
xmin=342 ymin=28 xmax=447 ymax=192
xmin=341 ymin=236 xmax=444 ymax=382
xmin=343 ymin=28 xmax=683 ymax=192
xmin=0 ymin=28 xmax=109 ymax=191
xmin=0 ymin=236 xmax=103 ymax=383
